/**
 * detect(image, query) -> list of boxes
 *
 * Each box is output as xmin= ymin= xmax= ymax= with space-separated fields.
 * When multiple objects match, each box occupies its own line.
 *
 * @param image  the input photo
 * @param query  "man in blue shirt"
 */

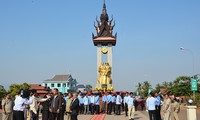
xmin=102 ymin=92 xmax=107 ymax=113
xmin=106 ymin=92 xmax=112 ymax=114
xmin=78 ymin=94 xmax=84 ymax=114
xmin=89 ymin=93 xmax=95 ymax=115
xmin=94 ymin=93 xmax=100 ymax=114
xmin=155 ymin=92 xmax=161 ymax=120
xmin=111 ymin=93 xmax=116 ymax=114
xmin=115 ymin=92 xmax=122 ymax=115
xmin=127 ymin=92 xmax=135 ymax=120
xmin=83 ymin=94 xmax=90 ymax=115
xmin=146 ymin=92 xmax=157 ymax=120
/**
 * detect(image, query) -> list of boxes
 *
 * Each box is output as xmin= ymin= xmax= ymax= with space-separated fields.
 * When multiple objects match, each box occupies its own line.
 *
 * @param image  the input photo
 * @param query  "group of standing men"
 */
xmin=1 ymin=88 xmax=80 ymax=120
xmin=146 ymin=92 xmax=180 ymax=120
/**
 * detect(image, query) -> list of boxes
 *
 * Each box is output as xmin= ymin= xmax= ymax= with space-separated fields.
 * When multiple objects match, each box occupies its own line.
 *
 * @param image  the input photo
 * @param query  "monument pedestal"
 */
xmin=95 ymin=83 xmax=114 ymax=91
xmin=186 ymin=106 xmax=197 ymax=120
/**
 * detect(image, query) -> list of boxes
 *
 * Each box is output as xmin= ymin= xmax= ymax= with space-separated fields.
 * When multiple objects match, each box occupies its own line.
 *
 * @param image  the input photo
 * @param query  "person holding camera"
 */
xmin=13 ymin=89 xmax=33 ymax=120
xmin=30 ymin=89 xmax=50 ymax=120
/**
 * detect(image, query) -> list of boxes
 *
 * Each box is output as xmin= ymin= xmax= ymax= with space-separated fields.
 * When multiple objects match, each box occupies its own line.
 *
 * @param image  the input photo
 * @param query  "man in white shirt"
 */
xmin=146 ymin=92 xmax=157 ymax=120
xmin=30 ymin=89 xmax=49 ymax=120
xmin=115 ymin=92 xmax=122 ymax=115
xmin=124 ymin=92 xmax=129 ymax=116
xmin=13 ymin=90 xmax=33 ymax=120
xmin=127 ymin=92 xmax=135 ymax=120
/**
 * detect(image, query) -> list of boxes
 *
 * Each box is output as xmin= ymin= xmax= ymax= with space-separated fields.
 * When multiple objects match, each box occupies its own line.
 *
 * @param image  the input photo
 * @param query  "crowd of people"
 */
xmin=146 ymin=92 xmax=181 ymax=120
xmin=1 ymin=88 xmax=182 ymax=120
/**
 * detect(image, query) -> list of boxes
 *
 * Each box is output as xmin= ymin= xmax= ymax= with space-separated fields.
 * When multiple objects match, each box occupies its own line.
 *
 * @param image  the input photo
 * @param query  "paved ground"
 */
xmin=76 ymin=111 xmax=148 ymax=120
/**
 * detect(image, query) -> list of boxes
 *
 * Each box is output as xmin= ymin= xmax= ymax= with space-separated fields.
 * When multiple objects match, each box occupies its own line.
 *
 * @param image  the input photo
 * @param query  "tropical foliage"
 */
xmin=8 ymin=83 xmax=31 ymax=97
xmin=0 ymin=86 xmax=6 ymax=100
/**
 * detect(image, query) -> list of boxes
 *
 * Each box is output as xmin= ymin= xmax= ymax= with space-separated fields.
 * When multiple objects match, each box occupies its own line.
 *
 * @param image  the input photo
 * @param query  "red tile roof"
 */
xmin=30 ymin=84 xmax=46 ymax=90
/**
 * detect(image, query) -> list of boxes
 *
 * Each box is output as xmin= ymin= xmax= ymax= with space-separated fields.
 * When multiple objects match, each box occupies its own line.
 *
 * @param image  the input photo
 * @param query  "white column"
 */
xmin=186 ymin=106 xmax=197 ymax=120
xmin=97 ymin=44 xmax=102 ymax=77
xmin=107 ymin=44 xmax=113 ymax=88
xmin=107 ymin=44 xmax=112 ymax=67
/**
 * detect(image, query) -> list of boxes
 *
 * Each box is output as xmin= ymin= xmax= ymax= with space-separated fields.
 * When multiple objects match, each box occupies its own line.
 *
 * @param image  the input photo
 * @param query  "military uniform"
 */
xmin=173 ymin=101 xmax=180 ymax=120
xmin=1 ymin=98 xmax=13 ymax=120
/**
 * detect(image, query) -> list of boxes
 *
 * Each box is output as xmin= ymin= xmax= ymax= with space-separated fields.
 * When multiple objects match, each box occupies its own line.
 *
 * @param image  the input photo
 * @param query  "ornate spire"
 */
xmin=93 ymin=2 xmax=116 ymax=38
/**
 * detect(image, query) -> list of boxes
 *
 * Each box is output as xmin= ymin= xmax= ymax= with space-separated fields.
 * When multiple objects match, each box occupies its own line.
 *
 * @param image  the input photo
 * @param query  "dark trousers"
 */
xmin=148 ymin=110 xmax=156 ymax=120
xmin=125 ymin=103 xmax=128 ymax=116
xmin=80 ymin=104 xmax=84 ymax=114
xmin=155 ymin=105 xmax=161 ymax=120
xmin=59 ymin=109 xmax=64 ymax=120
xmin=71 ymin=115 xmax=78 ymax=120
xmin=31 ymin=110 xmax=38 ymax=120
xmin=121 ymin=103 xmax=125 ymax=111
xmin=95 ymin=105 xmax=100 ymax=114
xmin=107 ymin=102 xmax=112 ymax=114
xmin=102 ymin=102 xmax=106 ymax=113
xmin=90 ymin=104 xmax=94 ymax=114
xmin=115 ymin=104 xmax=121 ymax=115
xmin=13 ymin=111 xmax=24 ymax=120
xmin=51 ymin=113 xmax=60 ymax=120
xmin=42 ymin=110 xmax=50 ymax=120
xmin=112 ymin=103 xmax=116 ymax=113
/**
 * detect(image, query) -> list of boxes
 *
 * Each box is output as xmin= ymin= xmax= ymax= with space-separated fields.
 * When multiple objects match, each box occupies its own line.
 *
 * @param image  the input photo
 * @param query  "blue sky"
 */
xmin=0 ymin=0 xmax=200 ymax=91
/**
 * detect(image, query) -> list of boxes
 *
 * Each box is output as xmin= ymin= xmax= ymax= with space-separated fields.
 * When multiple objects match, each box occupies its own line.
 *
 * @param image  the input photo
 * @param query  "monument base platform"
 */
xmin=95 ymin=83 xmax=114 ymax=91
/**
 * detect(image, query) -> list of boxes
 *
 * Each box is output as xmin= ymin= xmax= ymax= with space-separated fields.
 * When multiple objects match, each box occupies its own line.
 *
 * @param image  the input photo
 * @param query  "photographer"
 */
xmin=13 ymin=89 xmax=33 ymax=120
xmin=30 ymin=89 xmax=50 ymax=120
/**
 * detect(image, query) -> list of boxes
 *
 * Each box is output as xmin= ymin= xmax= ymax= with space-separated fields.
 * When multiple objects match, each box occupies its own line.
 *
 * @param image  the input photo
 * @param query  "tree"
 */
xmin=142 ymin=81 xmax=152 ymax=97
xmin=136 ymin=82 xmax=142 ymax=96
xmin=8 ymin=83 xmax=31 ymax=97
xmin=172 ymin=76 xmax=192 ymax=96
xmin=0 ymin=86 xmax=6 ymax=100
xmin=155 ymin=83 xmax=161 ymax=92
xmin=85 ymin=84 xmax=92 ymax=91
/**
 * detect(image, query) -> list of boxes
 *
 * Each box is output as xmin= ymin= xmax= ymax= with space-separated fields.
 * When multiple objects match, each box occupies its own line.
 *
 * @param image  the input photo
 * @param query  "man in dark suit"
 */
xmin=70 ymin=93 xmax=80 ymax=120
xmin=49 ymin=88 xmax=62 ymax=120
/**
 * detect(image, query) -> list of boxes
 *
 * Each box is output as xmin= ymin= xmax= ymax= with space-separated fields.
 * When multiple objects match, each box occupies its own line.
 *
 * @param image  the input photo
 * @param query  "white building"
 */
xmin=42 ymin=74 xmax=77 ymax=93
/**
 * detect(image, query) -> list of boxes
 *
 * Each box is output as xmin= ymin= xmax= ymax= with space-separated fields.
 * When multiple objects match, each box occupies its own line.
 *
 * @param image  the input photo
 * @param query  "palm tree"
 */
xmin=136 ymin=82 xmax=142 ymax=95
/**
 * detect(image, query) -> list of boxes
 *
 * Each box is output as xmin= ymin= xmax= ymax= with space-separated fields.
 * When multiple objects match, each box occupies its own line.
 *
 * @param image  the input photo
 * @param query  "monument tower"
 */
xmin=92 ymin=1 xmax=117 ymax=91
